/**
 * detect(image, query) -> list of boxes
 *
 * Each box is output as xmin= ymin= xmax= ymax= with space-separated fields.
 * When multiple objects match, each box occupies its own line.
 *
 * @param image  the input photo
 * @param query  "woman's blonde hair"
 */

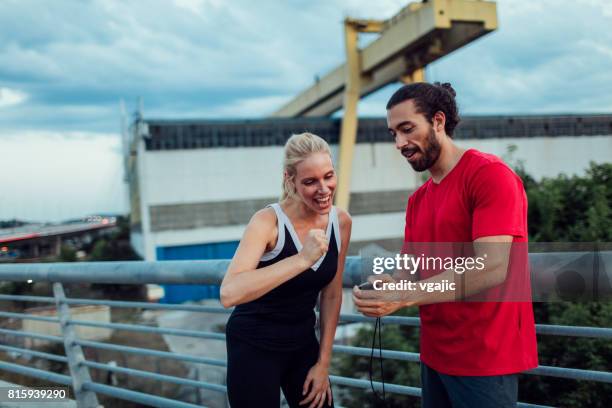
xmin=280 ymin=132 xmax=332 ymax=201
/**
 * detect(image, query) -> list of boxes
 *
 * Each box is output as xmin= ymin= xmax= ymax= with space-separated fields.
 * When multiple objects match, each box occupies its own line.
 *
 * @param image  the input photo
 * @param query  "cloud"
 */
xmin=174 ymin=0 xmax=207 ymax=16
xmin=0 ymin=87 xmax=28 ymax=108
xmin=0 ymin=103 xmax=118 ymax=133
xmin=0 ymin=0 xmax=610 ymax=125
xmin=0 ymin=130 xmax=126 ymax=222
xmin=0 ymin=0 xmax=408 ymax=133
xmin=425 ymin=0 xmax=612 ymax=114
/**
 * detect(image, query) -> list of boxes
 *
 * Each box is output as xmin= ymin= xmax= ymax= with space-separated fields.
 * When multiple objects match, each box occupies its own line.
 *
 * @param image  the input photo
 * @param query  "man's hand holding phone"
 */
xmin=353 ymin=274 xmax=417 ymax=317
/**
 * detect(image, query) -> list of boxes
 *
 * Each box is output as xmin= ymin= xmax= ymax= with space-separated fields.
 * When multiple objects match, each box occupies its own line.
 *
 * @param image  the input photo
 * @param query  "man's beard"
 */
xmin=404 ymin=127 xmax=441 ymax=172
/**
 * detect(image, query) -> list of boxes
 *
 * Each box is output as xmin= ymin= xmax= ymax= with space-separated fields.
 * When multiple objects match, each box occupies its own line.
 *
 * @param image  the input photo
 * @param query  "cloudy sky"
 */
xmin=1 ymin=0 xmax=611 ymax=222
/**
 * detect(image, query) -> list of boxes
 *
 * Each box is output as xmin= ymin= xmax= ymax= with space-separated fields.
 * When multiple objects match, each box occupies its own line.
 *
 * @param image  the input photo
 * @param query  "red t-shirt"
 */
xmin=404 ymin=149 xmax=538 ymax=376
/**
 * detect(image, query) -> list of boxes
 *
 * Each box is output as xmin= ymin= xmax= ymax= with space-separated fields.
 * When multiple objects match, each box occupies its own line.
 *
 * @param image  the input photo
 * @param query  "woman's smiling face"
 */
xmin=292 ymin=152 xmax=336 ymax=213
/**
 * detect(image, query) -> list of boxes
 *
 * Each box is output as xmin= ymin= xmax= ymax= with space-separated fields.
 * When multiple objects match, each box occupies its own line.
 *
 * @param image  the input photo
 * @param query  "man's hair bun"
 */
xmin=437 ymin=82 xmax=456 ymax=98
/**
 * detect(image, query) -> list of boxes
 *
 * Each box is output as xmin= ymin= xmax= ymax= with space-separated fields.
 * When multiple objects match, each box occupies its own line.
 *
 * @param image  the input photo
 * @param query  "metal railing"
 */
xmin=1 ymin=254 xmax=611 ymax=408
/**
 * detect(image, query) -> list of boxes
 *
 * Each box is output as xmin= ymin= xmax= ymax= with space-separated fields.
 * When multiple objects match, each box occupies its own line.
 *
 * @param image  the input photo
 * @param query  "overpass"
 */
xmin=0 ymin=219 xmax=118 ymax=262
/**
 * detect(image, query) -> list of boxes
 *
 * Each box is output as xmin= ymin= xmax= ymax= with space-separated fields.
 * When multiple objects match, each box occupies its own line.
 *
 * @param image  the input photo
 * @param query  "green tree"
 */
xmin=517 ymin=162 xmax=612 ymax=407
xmin=87 ymin=215 xmax=144 ymax=300
xmin=88 ymin=216 xmax=140 ymax=262
xmin=59 ymin=245 xmax=77 ymax=262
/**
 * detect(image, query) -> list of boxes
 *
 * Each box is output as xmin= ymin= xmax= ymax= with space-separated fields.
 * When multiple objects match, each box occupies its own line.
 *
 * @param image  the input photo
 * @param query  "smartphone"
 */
xmin=358 ymin=282 xmax=374 ymax=290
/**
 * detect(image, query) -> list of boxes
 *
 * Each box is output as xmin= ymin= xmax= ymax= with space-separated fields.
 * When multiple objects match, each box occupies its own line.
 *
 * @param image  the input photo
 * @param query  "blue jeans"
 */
xmin=421 ymin=362 xmax=518 ymax=408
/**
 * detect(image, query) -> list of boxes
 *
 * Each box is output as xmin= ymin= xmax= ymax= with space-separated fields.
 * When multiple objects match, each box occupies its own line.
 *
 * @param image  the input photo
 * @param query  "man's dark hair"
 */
xmin=386 ymin=82 xmax=460 ymax=137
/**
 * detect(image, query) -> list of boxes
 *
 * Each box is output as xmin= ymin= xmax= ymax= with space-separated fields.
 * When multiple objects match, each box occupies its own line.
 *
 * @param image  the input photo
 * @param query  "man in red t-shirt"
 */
xmin=353 ymin=82 xmax=538 ymax=407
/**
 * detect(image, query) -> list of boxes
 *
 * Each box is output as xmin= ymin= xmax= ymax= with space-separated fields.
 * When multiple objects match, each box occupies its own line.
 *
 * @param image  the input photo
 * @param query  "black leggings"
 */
xmin=226 ymin=336 xmax=334 ymax=407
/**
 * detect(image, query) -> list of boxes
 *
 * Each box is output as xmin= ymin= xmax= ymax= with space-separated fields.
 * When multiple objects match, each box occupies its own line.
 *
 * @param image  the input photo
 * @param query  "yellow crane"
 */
xmin=272 ymin=0 xmax=498 ymax=210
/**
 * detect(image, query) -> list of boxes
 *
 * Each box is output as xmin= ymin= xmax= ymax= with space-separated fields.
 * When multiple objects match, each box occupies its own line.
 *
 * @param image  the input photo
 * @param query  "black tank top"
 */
xmin=226 ymin=203 xmax=341 ymax=351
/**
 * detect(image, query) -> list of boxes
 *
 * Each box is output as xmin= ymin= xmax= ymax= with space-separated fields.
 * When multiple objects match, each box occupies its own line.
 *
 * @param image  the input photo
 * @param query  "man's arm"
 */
xmin=406 ymin=235 xmax=512 ymax=305
xmin=354 ymin=236 xmax=513 ymax=316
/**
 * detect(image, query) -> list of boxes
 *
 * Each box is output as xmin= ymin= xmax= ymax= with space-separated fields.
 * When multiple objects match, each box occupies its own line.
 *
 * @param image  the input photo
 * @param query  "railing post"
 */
xmin=53 ymin=282 xmax=100 ymax=408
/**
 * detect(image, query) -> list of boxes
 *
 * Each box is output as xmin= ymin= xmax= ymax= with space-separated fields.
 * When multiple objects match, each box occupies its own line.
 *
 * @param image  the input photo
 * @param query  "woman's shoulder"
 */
xmin=335 ymin=206 xmax=352 ymax=230
xmin=249 ymin=205 xmax=278 ymax=228
xmin=245 ymin=206 xmax=280 ymax=250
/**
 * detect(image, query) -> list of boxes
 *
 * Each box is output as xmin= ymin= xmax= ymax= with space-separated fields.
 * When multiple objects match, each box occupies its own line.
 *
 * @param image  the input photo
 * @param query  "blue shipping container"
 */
xmin=156 ymin=241 xmax=239 ymax=303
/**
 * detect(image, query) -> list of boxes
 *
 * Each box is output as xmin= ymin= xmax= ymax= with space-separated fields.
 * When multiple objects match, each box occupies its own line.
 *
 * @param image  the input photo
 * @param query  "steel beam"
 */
xmin=335 ymin=20 xmax=368 ymax=210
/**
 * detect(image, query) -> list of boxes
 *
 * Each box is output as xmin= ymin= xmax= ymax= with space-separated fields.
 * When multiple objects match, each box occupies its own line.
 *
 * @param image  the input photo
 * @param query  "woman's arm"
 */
xmin=317 ymin=208 xmax=351 ymax=366
xmin=220 ymin=208 xmax=328 ymax=308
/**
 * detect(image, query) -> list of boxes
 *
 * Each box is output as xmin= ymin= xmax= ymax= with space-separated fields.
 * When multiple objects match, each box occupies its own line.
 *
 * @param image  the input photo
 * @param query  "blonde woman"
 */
xmin=221 ymin=132 xmax=351 ymax=408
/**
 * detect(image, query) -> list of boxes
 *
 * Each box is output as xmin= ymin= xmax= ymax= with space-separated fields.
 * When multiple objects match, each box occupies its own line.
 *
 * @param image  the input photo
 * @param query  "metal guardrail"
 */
xmin=0 ymin=255 xmax=611 ymax=408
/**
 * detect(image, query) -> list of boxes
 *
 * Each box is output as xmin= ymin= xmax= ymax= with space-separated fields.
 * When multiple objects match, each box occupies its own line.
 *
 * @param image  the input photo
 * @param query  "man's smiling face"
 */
xmin=387 ymin=98 xmax=442 ymax=172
